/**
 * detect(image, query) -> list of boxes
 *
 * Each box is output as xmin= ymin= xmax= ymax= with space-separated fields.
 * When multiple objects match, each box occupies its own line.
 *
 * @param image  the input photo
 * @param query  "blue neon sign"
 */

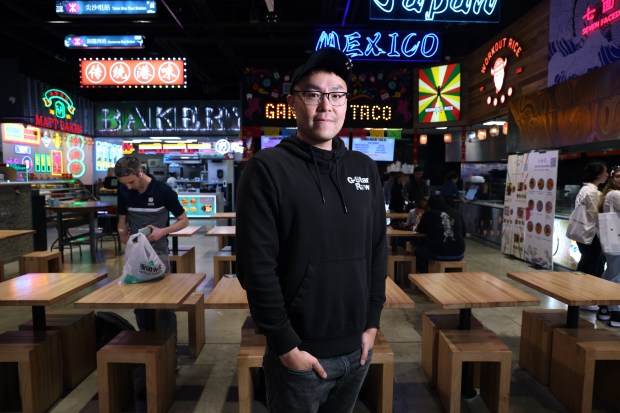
xmin=315 ymin=30 xmax=441 ymax=62
xmin=65 ymin=35 xmax=145 ymax=49
xmin=56 ymin=1 xmax=156 ymax=17
xmin=370 ymin=0 xmax=501 ymax=23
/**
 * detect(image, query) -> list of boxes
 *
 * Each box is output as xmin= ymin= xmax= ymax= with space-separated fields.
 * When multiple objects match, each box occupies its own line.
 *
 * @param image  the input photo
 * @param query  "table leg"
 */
xmin=32 ymin=306 xmax=46 ymax=330
xmin=56 ymin=211 xmax=64 ymax=261
xmin=566 ymin=305 xmax=579 ymax=328
xmin=89 ymin=211 xmax=97 ymax=263
xmin=172 ymin=237 xmax=179 ymax=255
xmin=459 ymin=308 xmax=477 ymax=399
xmin=144 ymin=309 xmax=157 ymax=332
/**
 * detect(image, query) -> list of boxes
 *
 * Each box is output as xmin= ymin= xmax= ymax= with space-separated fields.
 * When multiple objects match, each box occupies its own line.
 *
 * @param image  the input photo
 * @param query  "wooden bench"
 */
xmin=18 ymin=310 xmax=96 ymax=390
xmin=437 ymin=329 xmax=511 ymax=413
xmin=519 ymin=309 xmax=593 ymax=386
xmin=214 ymin=251 xmax=236 ymax=285
xmin=97 ymin=331 xmax=175 ymax=413
xmin=178 ymin=292 xmax=205 ymax=358
xmin=429 ymin=259 xmax=467 ymax=273
xmin=237 ymin=317 xmax=393 ymax=413
xmin=0 ymin=330 xmax=63 ymax=413
xmin=549 ymin=328 xmax=620 ymax=413
xmin=421 ymin=310 xmax=483 ymax=387
xmin=19 ymin=251 xmax=62 ymax=275
xmin=170 ymin=246 xmax=196 ymax=273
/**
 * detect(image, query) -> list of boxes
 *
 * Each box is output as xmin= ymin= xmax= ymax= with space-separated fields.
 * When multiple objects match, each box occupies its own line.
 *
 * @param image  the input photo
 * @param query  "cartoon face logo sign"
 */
xmin=486 ymin=57 xmax=513 ymax=107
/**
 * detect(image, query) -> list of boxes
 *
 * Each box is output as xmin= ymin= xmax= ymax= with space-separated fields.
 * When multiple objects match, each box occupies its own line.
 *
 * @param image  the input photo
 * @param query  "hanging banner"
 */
xmin=501 ymin=150 xmax=559 ymax=269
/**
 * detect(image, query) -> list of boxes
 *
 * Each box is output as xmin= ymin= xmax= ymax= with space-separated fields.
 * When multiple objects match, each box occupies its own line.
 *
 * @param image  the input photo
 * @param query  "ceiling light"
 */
xmin=436 ymin=126 xmax=447 ymax=130
xmin=419 ymin=134 xmax=428 ymax=145
xmin=503 ymin=122 xmax=509 ymax=135
xmin=443 ymin=133 xmax=452 ymax=143
xmin=489 ymin=126 xmax=499 ymax=137
xmin=477 ymin=129 xmax=487 ymax=141
xmin=482 ymin=120 xmax=505 ymax=126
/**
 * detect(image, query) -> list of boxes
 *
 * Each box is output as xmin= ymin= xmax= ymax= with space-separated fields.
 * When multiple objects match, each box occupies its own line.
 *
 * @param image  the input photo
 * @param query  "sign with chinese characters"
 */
xmin=80 ymin=58 xmax=186 ymax=87
xmin=65 ymin=35 xmax=144 ymax=49
xmin=479 ymin=37 xmax=524 ymax=107
xmin=315 ymin=30 xmax=441 ymax=62
xmin=418 ymin=63 xmax=461 ymax=123
xmin=370 ymin=0 xmax=501 ymax=23
xmin=95 ymin=101 xmax=240 ymax=136
xmin=582 ymin=0 xmax=619 ymax=35
xmin=56 ymin=1 xmax=156 ymax=17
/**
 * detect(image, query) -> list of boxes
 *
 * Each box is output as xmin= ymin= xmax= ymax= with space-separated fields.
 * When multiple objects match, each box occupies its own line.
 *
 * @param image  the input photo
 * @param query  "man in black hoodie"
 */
xmin=236 ymin=48 xmax=388 ymax=412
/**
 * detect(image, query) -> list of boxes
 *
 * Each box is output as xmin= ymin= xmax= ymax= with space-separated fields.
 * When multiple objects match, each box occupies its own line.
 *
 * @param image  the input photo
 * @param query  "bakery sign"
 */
xmin=480 ymin=37 xmax=524 ymax=107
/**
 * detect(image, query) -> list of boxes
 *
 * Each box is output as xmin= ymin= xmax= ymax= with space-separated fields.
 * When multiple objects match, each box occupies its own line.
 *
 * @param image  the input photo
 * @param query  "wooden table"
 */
xmin=169 ymin=225 xmax=201 ymax=254
xmin=507 ymin=271 xmax=620 ymax=328
xmin=410 ymin=271 xmax=539 ymax=329
xmin=204 ymin=275 xmax=414 ymax=310
xmin=0 ymin=230 xmax=36 ymax=280
xmin=386 ymin=212 xmax=408 ymax=220
xmin=74 ymin=273 xmax=205 ymax=331
xmin=210 ymin=212 xmax=236 ymax=225
xmin=47 ymin=201 xmax=116 ymax=263
xmin=386 ymin=227 xmax=422 ymax=254
xmin=0 ymin=272 xmax=107 ymax=330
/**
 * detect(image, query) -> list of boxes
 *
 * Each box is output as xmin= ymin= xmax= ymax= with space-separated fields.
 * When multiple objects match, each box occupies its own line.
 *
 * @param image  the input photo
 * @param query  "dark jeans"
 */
xmin=263 ymin=347 xmax=372 ymax=413
xmin=576 ymin=235 xmax=605 ymax=277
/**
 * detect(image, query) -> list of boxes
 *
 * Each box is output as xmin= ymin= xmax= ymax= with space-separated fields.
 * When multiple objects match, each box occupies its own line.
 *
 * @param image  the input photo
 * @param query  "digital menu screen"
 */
xmin=351 ymin=138 xmax=395 ymax=162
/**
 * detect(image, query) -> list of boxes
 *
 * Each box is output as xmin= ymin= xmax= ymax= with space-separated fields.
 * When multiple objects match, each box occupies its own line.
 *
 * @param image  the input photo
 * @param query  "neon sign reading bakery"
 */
xmin=35 ymin=89 xmax=83 ymax=134
xmin=582 ymin=0 xmax=619 ymax=36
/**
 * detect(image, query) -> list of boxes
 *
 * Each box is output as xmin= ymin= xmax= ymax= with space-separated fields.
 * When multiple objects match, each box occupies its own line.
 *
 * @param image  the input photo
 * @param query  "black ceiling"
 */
xmin=1 ymin=0 xmax=544 ymax=102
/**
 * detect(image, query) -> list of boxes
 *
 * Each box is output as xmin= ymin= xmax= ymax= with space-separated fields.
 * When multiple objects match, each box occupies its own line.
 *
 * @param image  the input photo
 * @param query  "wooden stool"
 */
xmin=236 ymin=317 xmax=393 ymax=413
xmin=18 ymin=310 xmax=96 ymax=390
xmin=519 ymin=309 xmax=593 ymax=386
xmin=437 ymin=329 xmax=512 ymax=413
xmin=0 ymin=331 xmax=63 ymax=413
xmin=549 ymin=328 xmax=620 ymax=413
xmin=178 ymin=292 xmax=205 ymax=358
xmin=18 ymin=251 xmax=61 ymax=275
xmin=169 ymin=246 xmax=196 ymax=273
xmin=97 ymin=331 xmax=175 ymax=413
xmin=429 ymin=260 xmax=467 ymax=273
xmin=387 ymin=252 xmax=416 ymax=282
xmin=214 ymin=252 xmax=236 ymax=285
xmin=421 ymin=310 xmax=483 ymax=387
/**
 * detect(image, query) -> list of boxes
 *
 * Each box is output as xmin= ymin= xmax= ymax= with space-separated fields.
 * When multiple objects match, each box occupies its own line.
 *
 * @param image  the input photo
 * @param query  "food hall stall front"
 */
xmin=441 ymin=0 xmax=620 ymax=270
xmin=94 ymin=100 xmax=244 ymax=216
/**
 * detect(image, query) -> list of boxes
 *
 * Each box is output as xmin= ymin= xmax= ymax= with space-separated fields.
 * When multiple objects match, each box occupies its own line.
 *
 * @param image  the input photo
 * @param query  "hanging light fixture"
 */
xmin=477 ymin=129 xmax=487 ymax=141
xmin=502 ymin=122 xmax=509 ymax=135
xmin=489 ymin=126 xmax=499 ymax=137
xmin=443 ymin=133 xmax=452 ymax=143
xmin=419 ymin=134 xmax=428 ymax=144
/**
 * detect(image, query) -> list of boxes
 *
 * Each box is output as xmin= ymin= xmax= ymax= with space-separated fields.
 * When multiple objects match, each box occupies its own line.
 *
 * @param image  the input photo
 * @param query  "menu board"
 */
xmin=501 ymin=151 xmax=558 ymax=269
xmin=175 ymin=194 xmax=217 ymax=218
xmin=351 ymin=138 xmax=395 ymax=162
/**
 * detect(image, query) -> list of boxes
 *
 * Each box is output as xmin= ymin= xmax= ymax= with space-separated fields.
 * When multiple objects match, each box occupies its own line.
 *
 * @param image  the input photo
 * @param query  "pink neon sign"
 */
xmin=582 ymin=0 xmax=619 ymax=35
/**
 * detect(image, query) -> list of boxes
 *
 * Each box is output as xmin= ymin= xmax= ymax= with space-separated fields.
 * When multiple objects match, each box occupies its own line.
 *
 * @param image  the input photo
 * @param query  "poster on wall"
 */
xmin=418 ymin=63 xmax=461 ymax=123
xmin=501 ymin=150 xmax=559 ymax=269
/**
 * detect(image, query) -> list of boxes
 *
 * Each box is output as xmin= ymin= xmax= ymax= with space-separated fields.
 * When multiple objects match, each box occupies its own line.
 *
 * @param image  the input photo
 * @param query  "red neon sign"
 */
xmin=582 ymin=0 xmax=619 ymax=35
xmin=80 ymin=58 xmax=186 ymax=87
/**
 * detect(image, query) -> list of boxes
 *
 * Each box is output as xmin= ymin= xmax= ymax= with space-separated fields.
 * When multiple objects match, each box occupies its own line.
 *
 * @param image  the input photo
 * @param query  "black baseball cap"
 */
xmin=290 ymin=47 xmax=353 ymax=89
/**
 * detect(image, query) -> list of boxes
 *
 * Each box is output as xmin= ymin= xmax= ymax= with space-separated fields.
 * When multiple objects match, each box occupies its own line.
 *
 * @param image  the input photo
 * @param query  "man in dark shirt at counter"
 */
xmin=405 ymin=166 xmax=429 ymax=207
xmin=415 ymin=195 xmax=466 ymax=273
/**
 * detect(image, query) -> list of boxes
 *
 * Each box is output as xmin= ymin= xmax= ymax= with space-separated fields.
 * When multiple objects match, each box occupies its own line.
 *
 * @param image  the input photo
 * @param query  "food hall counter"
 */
xmin=175 ymin=192 xmax=224 ymax=218
xmin=461 ymin=200 xmax=579 ymax=270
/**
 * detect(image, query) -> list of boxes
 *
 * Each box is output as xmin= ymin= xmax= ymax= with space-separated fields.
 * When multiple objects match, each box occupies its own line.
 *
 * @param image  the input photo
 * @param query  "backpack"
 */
xmin=95 ymin=311 xmax=136 ymax=349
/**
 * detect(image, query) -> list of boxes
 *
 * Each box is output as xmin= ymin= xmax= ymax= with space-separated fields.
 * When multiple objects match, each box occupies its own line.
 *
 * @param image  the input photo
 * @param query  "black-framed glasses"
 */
xmin=291 ymin=90 xmax=349 ymax=106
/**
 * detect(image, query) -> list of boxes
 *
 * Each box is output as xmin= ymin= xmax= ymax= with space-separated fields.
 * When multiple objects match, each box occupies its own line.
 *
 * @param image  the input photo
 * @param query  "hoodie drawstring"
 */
xmin=333 ymin=154 xmax=349 ymax=214
xmin=310 ymin=148 xmax=326 ymax=204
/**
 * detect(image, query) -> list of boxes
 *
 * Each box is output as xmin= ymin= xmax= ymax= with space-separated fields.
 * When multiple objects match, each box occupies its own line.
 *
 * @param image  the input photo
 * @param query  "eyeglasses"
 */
xmin=291 ymin=90 xmax=349 ymax=106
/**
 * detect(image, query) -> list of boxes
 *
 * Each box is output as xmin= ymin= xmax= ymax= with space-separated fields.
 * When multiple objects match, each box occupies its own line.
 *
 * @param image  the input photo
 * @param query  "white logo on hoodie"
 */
xmin=347 ymin=176 xmax=370 ymax=190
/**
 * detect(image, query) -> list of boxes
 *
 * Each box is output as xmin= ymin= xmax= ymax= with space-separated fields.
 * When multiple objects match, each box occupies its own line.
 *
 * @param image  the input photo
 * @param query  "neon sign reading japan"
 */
xmin=370 ymin=0 xmax=501 ymax=23
xmin=315 ymin=30 xmax=440 ymax=62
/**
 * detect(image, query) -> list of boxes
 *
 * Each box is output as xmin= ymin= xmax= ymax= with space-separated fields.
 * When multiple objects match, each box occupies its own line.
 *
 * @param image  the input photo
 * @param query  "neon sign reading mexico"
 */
xmin=370 ymin=0 xmax=501 ymax=23
xmin=315 ymin=30 xmax=440 ymax=62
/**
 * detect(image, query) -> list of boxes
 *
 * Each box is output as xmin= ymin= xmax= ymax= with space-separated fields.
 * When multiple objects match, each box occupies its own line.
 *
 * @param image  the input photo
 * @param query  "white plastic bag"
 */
xmin=599 ymin=211 xmax=620 ymax=254
xmin=566 ymin=202 xmax=595 ymax=244
xmin=119 ymin=233 xmax=166 ymax=284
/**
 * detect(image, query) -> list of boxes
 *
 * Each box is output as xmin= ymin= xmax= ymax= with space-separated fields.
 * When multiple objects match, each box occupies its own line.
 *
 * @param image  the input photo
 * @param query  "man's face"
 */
xmin=287 ymin=71 xmax=347 ymax=149
xmin=414 ymin=171 xmax=423 ymax=181
xmin=118 ymin=173 xmax=145 ymax=192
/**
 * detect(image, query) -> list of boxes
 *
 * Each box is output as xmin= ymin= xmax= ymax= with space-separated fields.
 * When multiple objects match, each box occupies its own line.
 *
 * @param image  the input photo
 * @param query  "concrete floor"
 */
xmin=1 ymin=221 xmax=618 ymax=412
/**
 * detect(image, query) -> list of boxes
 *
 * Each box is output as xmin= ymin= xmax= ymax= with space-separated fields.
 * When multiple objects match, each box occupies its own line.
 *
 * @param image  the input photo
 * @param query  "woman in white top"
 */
xmin=597 ymin=166 xmax=620 ymax=327
xmin=572 ymin=162 xmax=607 ymax=278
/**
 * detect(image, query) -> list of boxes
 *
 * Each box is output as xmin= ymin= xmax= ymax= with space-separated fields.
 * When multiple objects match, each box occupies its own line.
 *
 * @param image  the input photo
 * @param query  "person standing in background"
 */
xmin=405 ymin=166 xmax=429 ymax=207
xmin=166 ymin=172 xmax=177 ymax=188
xmin=115 ymin=156 xmax=189 ymax=338
xmin=440 ymin=171 xmax=464 ymax=207
xmin=597 ymin=166 xmax=620 ymax=326
xmin=236 ymin=47 xmax=387 ymax=413
xmin=389 ymin=172 xmax=407 ymax=212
